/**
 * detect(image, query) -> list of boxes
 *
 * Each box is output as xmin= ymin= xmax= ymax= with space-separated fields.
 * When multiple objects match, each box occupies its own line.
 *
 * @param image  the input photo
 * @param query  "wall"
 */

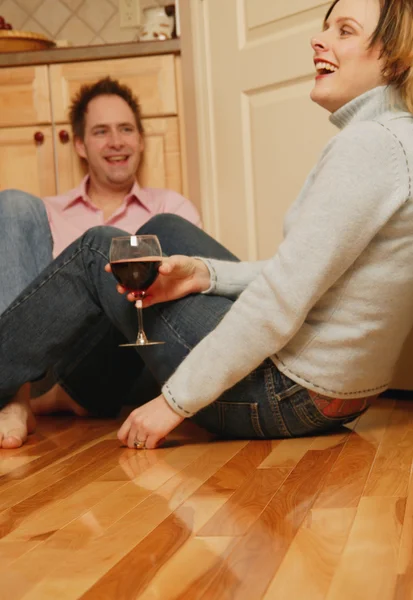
xmin=0 ymin=0 xmax=175 ymax=46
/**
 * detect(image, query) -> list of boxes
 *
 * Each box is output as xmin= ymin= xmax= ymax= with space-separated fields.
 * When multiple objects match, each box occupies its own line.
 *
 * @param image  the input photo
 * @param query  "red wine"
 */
xmin=110 ymin=257 xmax=161 ymax=293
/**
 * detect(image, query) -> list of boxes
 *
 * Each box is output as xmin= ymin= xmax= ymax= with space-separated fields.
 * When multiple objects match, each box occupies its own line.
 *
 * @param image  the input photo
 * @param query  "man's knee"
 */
xmin=0 ymin=189 xmax=46 ymax=222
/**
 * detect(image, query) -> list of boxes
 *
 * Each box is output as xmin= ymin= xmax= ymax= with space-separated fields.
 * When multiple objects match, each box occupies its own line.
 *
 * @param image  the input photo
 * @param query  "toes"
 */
xmin=2 ymin=436 xmax=24 ymax=449
xmin=1 ymin=428 xmax=26 ymax=449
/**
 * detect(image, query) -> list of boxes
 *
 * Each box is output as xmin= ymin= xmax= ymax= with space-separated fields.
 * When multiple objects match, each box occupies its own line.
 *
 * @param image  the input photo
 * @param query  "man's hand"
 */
xmin=105 ymin=255 xmax=211 ymax=307
xmin=117 ymin=394 xmax=185 ymax=449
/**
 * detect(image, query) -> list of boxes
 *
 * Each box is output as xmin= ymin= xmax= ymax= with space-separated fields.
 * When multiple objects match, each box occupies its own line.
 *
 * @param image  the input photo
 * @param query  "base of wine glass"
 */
xmin=119 ymin=341 xmax=165 ymax=347
xmin=120 ymin=330 xmax=164 ymax=347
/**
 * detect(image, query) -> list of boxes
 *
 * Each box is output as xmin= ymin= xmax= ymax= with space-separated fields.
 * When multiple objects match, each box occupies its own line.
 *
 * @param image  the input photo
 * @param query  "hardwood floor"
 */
xmin=0 ymin=397 xmax=412 ymax=599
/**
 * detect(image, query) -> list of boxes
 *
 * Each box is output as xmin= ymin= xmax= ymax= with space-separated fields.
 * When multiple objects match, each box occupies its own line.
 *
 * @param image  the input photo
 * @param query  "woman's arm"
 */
xmin=162 ymin=122 xmax=410 ymax=417
xmin=199 ymin=258 xmax=270 ymax=298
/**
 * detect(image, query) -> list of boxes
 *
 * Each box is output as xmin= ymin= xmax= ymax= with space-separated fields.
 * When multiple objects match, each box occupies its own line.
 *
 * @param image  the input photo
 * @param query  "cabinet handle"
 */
xmin=34 ymin=131 xmax=44 ymax=145
xmin=59 ymin=130 xmax=70 ymax=144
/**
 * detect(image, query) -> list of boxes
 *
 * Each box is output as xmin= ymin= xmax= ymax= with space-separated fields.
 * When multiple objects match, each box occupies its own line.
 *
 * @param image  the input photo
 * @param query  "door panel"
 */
xmin=0 ymin=66 xmax=51 ymax=127
xmin=187 ymin=0 xmax=333 ymax=259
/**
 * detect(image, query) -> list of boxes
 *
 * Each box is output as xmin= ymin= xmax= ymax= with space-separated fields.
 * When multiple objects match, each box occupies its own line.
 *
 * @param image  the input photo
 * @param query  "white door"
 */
xmin=182 ymin=0 xmax=334 ymax=260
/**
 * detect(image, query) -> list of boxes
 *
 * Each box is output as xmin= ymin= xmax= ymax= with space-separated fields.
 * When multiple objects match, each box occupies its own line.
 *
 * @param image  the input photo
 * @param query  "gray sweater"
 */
xmin=163 ymin=86 xmax=413 ymax=418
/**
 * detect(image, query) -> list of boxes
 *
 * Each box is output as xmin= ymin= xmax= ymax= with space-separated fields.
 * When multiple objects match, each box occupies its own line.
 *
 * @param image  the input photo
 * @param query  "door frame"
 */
xmin=180 ymin=0 xmax=219 ymax=237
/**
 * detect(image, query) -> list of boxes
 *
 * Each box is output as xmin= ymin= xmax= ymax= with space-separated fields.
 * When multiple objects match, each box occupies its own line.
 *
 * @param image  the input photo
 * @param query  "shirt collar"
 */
xmin=125 ymin=180 xmax=153 ymax=212
xmin=61 ymin=176 xmax=152 ymax=212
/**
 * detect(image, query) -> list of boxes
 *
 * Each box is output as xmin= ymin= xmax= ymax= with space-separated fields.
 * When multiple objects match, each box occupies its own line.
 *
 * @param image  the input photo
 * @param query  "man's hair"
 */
xmin=324 ymin=0 xmax=413 ymax=112
xmin=69 ymin=76 xmax=145 ymax=139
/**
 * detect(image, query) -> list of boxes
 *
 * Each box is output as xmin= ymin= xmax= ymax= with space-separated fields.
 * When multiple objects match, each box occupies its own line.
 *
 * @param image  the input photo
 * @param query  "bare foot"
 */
xmin=30 ymin=384 xmax=89 ymax=417
xmin=0 ymin=384 xmax=36 ymax=449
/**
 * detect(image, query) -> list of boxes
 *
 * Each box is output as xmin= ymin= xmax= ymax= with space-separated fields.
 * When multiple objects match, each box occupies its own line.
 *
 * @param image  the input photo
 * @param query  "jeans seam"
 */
xmin=264 ymin=365 xmax=291 ymax=437
xmin=251 ymin=403 xmax=266 ymax=438
xmin=1 ymin=242 xmax=108 ymax=319
xmin=152 ymin=306 xmax=195 ymax=352
xmin=1 ymin=247 xmax=85 ymax=317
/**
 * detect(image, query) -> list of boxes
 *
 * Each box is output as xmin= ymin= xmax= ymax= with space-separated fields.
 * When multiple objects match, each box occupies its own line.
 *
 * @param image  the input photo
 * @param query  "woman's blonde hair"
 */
xmin=325 ymin=0 xmax=413 ymax=112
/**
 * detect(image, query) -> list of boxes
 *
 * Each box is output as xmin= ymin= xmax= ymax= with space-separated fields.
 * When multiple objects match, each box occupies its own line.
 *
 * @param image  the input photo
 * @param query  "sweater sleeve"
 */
xmin=162 ymin=122 xmax=411 ymax=417
xmin=200 ymin=258 xmax=270 ymax=298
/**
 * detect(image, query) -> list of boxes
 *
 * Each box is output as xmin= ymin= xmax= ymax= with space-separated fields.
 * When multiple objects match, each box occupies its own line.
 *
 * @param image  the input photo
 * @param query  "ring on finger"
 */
xmin=133 ymin=439 xmax=146 ymax=450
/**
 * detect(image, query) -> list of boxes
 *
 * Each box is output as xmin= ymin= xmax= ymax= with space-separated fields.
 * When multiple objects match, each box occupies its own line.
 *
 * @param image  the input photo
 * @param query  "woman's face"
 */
xmin=310 ymin=0 xmax=386 ymax=113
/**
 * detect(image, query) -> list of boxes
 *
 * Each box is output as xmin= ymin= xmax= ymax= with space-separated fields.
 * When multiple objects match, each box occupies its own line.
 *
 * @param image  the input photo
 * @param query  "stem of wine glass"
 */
xmin=134 ymin=297 xmax=148 ymax=345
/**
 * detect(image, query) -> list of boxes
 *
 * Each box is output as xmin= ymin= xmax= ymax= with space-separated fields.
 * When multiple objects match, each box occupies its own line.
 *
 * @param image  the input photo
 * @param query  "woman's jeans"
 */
xmin=0 ymin=196 xmax=365 ymax=438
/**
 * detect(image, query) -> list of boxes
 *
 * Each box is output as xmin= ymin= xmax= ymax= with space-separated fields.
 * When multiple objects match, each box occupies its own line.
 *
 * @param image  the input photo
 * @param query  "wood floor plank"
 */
xmin=20 ymin=441 xmax=245 ymax=600
xmin=185 ymin=445 xmax=343 ymax=600
xmin=326 ymin=496 xmax=404 ymax=600
xmin=259 ymin=407 xmax=397 ymax=598
xmin=136 ymin=537 xmax=234 ymax=600
xmin=0 ymin=443 xmax=209 ymax=595
xmin=0 ymin=440 xmax=122 ymax=541
xmin=312 ymin=403 xmax=394 ymax=510
xmin=395 ymin=464 xmax=413 ymax=599
xmin=262 ymin=507 xmax=357 ymax=600
xmin=258 ymin=437 xmax=315 ymax=469
xmin=205 ymin=441 xmax=270 ymax=491
xmin=0 ymin=421 xmax=118 ymax=508
xmin=198 ymin=468 xmax=288 ymax=536
xmin=363 ymin=401 xmax=413 ymax=498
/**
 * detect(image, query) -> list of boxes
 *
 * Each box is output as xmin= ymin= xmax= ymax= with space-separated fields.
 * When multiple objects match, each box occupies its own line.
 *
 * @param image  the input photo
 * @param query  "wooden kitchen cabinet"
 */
xmin=0 ymin=65 xmax=51 ymax=128
xmin=49 ymin=56 xmax=177 ymax=123
xmin=0 ymin=54 xmax=184 ymax=197
xmin=0 ymin=126 xmax=56 ymax=197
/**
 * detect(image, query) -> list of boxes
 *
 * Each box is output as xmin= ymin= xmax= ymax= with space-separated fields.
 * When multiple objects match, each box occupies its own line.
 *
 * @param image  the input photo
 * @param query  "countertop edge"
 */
xmin=0 ymin=38 xmax=181 ymax=68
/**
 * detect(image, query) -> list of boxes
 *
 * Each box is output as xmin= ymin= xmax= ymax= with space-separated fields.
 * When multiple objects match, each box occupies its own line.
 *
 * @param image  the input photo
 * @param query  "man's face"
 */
xmin=75 ymin=94 xmax=144 ymax=191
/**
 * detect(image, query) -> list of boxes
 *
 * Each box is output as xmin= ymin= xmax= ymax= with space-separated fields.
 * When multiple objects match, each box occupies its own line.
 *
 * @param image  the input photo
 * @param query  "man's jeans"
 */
xmin=0 ymin=190 xmax=53 ymax=315
xmin=0 ymin=189 xmax=160 ymax=409
xmin=0 ymin=203 xmax=365 ymax=438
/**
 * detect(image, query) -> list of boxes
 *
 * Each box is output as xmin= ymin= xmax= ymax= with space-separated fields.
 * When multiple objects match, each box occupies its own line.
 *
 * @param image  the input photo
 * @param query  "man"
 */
xmin=45 ymin=76 xmax=201 ymax=258
xmin=0 ymin=77 xmax=201 ymax=448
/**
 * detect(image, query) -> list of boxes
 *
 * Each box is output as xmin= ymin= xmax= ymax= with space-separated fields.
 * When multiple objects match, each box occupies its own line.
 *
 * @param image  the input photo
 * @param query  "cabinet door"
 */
xmin=139 ymin=117 xmax=182 ymax=192
xmin=0 ymin=126 xmax=56 ymax=197
xmin=0 ymin=66 xmax=51 ymax=127
xmin=50 ymin=56 xmax=177 ymax=124
xmin=55 ymin=117 xmax=182 ymax=194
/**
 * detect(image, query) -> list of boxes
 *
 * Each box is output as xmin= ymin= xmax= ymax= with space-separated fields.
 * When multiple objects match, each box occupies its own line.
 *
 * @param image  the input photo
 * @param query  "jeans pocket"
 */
xmin=193 ymin=401 xmax=266 ymax=439
xmin=218 ymin=401 xmax=266 ymax=439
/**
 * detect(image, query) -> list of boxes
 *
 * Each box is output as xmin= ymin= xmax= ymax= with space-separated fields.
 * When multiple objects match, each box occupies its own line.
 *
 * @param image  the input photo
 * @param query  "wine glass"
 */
xmin=110 ymin=235 xmax=164 ymax=346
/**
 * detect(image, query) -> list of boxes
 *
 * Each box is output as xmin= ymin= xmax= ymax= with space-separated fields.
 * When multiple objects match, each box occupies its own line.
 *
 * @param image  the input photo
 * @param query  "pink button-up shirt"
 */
xmin=43 ymin=176 xmax=202 ymax=258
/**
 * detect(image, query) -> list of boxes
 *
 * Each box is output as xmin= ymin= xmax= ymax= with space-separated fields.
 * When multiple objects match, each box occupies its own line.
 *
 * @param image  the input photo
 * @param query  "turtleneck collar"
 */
xmin=329 ymin=86 xmax=401 ymax=130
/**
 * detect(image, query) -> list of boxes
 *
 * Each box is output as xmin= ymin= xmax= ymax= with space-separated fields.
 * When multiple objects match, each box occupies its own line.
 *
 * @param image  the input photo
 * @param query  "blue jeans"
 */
xmin=0 ymin=211 xmax=365 ymax=438
xmin=0 ymin=189 xmax=155 ymax=411
xmin=0 ymin=190 xmax=53 ymax=315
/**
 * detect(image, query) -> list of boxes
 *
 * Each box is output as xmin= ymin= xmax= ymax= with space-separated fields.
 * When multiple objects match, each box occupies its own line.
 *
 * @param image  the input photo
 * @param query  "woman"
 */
xmin=1 ymin=0 xmax=413 ymax=449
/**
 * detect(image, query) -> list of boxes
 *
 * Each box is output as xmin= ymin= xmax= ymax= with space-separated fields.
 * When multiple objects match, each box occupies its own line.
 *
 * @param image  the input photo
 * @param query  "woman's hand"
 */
xmin=105 ymin=255 xmax=211 ymax=307
xmin=117 ymin=394 xmax=185 ymax=449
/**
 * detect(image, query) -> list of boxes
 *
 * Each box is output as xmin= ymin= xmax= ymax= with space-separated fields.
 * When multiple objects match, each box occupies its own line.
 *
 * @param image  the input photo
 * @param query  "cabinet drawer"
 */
xmin=50 ymin=55 xmax=177 ymax=123
xmin=0 ymin=66 xmax=51 ymax=127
